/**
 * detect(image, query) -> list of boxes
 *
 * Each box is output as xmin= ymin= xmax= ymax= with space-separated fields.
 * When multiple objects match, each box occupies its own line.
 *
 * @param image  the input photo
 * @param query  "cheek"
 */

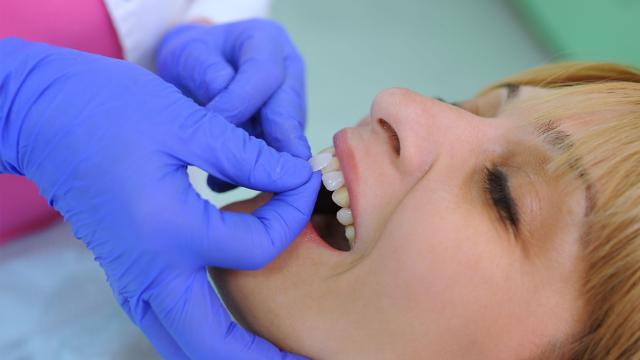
xmin=377 ymin=199 xmax=513 ymax=310
xmin=364 ymin=189 xmax=530 ymax=355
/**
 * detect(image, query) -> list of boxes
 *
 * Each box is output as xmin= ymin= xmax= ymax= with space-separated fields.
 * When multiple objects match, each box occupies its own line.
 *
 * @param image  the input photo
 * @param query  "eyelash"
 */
xmin=483 ymin=167 xmax=519 ymax=231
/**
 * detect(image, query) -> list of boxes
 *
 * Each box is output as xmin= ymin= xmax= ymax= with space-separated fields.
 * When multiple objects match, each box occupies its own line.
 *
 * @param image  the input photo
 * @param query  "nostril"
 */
xmin=378 ymin=118 xmax=401 ymax=156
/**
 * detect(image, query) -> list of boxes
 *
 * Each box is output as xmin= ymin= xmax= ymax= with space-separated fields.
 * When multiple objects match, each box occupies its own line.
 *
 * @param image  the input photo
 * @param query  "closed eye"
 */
xmin=483 ymin=167 xmax=519 ymax=231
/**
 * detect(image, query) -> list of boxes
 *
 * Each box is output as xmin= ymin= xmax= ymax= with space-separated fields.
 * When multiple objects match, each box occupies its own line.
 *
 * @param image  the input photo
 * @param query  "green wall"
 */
xmin=514 ymin=0 xmax=640 ymax=65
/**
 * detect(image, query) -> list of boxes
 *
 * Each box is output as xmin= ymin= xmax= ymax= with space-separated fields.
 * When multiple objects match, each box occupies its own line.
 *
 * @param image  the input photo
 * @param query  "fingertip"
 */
xmin=268 ymin=170 xmax=321 ymax=216
xmin=263 ymin=125 xmax=311 ymax=160
xmin=277 ymin=153 xmax=313 ymax=188
xmin=261 ymin=118 xmax=311 ymax=160
xmin=247 ymin=172 xmax=321 ymax=267
xmin=288 ymin=135 xmax=312 ymax=160
xmin=205 ymin=172 xmax=321 ymax=270
xmin=247 ymin=150 xmax=312 ymax=193
xmin=202 ymin=62 xmax=234 ymax=102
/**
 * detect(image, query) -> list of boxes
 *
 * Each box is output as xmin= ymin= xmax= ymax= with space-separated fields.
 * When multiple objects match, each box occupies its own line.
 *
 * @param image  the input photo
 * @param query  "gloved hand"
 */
xmin=0 ymin=38 xmax=319 ymax=360
xmin=156 ymin=19 xmax=308 ymax=192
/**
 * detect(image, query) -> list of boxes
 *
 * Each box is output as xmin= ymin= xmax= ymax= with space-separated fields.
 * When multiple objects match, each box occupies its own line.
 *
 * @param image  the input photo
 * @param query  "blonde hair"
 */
xmin=484 ymin=62 xmax=640 ymax=359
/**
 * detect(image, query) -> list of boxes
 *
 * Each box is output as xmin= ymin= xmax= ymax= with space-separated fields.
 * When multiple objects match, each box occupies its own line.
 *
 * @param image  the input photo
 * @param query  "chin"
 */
xmin=208 ymin=190 xmax=349 ymax=356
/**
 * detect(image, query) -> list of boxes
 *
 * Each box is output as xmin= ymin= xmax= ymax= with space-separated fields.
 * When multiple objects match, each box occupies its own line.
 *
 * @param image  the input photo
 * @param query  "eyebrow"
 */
xmin=534 ymin=120 xmax=596 ymax=215
xmin=500 ymin=83 xmax=586 ymax=179
xmin=535 ymin=120 xmax=574 ymax=153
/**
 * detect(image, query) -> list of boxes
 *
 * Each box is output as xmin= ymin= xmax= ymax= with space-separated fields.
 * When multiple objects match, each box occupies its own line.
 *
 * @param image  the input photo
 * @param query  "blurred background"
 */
xmin=2 ymin=0 xmax=639 ymax=358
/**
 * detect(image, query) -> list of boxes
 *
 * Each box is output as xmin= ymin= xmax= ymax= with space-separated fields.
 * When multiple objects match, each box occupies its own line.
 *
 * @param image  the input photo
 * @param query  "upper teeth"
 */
xmin=309 ymin=146 xmax=356 ymax=247
xmin=336 ymin=208 xmax=353 ymax=225
xmin=321 ymin=171 xmax=344 ymax=191
xmin=331 ymin=187 xmax=349 ymax=207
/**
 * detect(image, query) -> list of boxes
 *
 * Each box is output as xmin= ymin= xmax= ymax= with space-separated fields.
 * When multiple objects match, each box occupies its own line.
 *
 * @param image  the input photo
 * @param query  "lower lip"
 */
xmin=299 ymin=220 xmax=348 ymax=253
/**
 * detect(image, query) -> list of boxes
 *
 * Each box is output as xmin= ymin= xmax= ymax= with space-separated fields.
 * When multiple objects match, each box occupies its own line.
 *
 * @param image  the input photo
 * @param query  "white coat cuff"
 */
xmin=185 ymin=0 xmax=271 ymax=24
xmin=103 ymin=0 xmax=189 ymax=70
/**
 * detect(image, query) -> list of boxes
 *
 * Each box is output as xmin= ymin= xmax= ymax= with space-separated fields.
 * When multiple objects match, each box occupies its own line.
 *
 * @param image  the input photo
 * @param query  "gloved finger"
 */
xmin=139 ymin=307 xmax=189 ymax=359
xmin=178 ymin=49 xmax=236 ymax=106
xmin=150 ymin=271 xmax=308 ymax=360
xmin=260 ymin=52 xmax=310 ymax=159
xmin=205 ymin=32 xmax=286 ymax=125
xmin=197 ymin=172 xmax=321 ymax=270
xmin=205 ymin=117 xmax=264 ymax=193
xmin=157 ymin=31 xmax=236 ymax=106
xmin=175 ymin=113 xmax=311 ymax=193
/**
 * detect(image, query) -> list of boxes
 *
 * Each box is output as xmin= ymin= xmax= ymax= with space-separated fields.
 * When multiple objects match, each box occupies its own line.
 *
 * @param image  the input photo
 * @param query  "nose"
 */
xmin=369 ymin=87 xmax=487 ymax=174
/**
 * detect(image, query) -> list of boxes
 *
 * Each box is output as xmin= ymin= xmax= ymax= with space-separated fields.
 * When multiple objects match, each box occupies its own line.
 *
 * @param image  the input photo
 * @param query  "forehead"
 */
xmin=494 ymin=85 xmax=607 ymax=134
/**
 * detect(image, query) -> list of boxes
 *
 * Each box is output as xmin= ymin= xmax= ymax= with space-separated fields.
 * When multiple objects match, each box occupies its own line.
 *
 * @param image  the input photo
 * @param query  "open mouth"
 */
xmin=309 ymin=147 xmax=355 ymax=252
xmin=311 ymin=186 xmax=352 ymax=251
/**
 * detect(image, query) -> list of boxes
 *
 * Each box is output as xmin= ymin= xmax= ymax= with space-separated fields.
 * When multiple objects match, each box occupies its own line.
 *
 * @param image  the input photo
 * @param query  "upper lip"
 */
xmin=333 ymin=129 xmax=359 ymax=242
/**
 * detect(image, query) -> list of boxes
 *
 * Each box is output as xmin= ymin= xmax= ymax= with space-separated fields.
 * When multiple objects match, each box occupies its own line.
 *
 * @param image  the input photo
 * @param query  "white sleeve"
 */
xmin=103 ymin=0 xmax=190 ymax=69
xmin=184 ymin=0 xmax=270 ymax=24
xmin=103 ymin=0 xmax=271 ymax=70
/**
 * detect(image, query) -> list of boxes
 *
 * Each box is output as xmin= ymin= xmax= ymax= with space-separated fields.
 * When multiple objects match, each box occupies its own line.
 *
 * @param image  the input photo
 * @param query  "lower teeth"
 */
xmin=345 ymin=225 xmax=355 ymax=245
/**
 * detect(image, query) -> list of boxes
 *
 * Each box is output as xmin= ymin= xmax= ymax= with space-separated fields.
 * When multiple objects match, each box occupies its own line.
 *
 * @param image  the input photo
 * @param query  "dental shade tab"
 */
xmin=309 ymin=152 xmax=332 ymax=172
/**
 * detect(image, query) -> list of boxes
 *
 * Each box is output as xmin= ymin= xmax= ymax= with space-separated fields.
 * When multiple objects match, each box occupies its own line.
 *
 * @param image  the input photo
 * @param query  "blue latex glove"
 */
xmin=156 ymin=19 xmax=308 ymax=192
xmin=0 ymin=38 xmax=319 ymax=360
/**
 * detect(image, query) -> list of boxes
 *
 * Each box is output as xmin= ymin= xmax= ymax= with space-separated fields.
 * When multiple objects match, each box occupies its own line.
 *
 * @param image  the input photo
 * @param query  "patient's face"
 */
xmin=211 ymin=86 xmax=590 ymax=359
